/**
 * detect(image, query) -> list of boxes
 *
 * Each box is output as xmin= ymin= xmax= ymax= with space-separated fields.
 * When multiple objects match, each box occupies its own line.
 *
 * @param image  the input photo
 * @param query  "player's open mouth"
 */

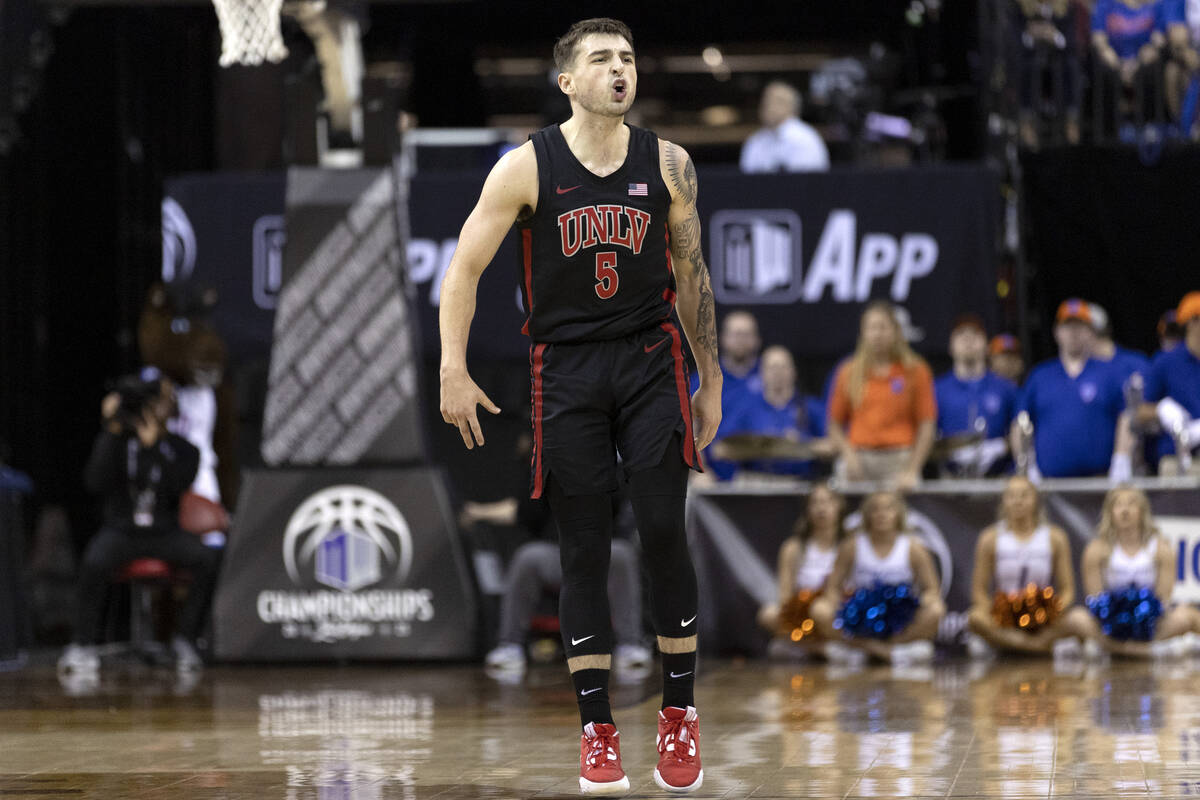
xmin=612 ymin=80 xmax=627 ymax=100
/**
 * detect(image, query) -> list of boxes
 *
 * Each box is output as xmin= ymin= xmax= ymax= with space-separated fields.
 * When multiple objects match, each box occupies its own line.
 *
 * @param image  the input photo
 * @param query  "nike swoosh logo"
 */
xmin=680 ymin=615 xmax=697 ymax=627
xmin=644 ymin=337 xmax=669 ymax=354
xmin=669 ymin=671 xmax=692 ymax=679
xmin=556 ymin=184 xmax=581 ymax=194
xmin=580 ymin=687 xmax=603 ymax=696
xmin=571 ymin=635 xmax=596 ymax=646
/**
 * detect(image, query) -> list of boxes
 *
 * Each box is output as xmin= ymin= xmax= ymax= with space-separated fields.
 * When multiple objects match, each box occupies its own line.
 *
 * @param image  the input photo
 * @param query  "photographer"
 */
xmin=57 ymin=372 xmax=220 ymax=675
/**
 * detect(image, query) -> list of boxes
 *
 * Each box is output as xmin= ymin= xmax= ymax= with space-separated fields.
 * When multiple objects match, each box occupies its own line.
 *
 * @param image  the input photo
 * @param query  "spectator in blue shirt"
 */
xmin=716 ymin=346 xmax=829 ymax=477
xmin=1014 ymin=299 xmax=1131 ymax=479
xmin=1155 ymin=308 xmax=1184 ymax=360
xmin=935 ymin=315 xmax=1018 ymax=475
xmin=1091 ymin=0 xmax=1179 ymax=135
xmin=1088 ymin=302 xmax=1154 ymax=471
xmin=691 ymin=310 xmax=763 ymax=480
xmin=989 ymin=333 xmax=1026 ymax=385
xmin=1089 ymin=302 xmax=1152 ymax=385
xmin=1159 ymin=0 xmax=1200 ymax=124
xmin=689 ymin=309 xmax=761 ymax=415
xmin=1140 ymin=291 xmax=1200 ymax=470
xmin=1092 ymin=0 xmax=1171 ymax=66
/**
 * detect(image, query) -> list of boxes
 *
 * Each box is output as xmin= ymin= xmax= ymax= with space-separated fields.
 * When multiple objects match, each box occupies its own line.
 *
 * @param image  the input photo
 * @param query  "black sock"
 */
xmin=661 ymin=650 xmax=696 ymax=710
xmin=572 ymin=668 xmax=613 ymax=728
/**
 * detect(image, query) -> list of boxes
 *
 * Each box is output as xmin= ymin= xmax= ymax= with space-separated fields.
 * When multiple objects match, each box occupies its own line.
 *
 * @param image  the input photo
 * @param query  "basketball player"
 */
xmin=438 ymin=18 xmax=720 ymax=796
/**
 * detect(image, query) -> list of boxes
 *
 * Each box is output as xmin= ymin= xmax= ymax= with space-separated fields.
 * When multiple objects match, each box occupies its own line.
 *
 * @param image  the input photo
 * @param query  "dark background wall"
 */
xmin=1 ymin=7 xmax=217 ymax=541
xmin=1021 ymin=147 xmax=1200 ymax=356
xmin=0 ymin=1 xmax=978 ymax=533
xmin=2 ymin=0 xmax=1198 ymax=538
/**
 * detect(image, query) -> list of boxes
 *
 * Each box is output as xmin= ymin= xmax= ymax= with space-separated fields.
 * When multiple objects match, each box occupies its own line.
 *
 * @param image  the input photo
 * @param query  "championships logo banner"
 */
xmin=214 ymin=468 xmax=476 ymax=661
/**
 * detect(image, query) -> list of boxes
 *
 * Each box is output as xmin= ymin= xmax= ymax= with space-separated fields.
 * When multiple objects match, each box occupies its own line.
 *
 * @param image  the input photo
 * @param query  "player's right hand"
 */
xmin=439 ymin=368 xmax=501 ymax=450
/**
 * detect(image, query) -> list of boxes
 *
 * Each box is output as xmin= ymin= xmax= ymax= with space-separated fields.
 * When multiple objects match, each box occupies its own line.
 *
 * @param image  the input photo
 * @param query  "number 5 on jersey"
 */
xmin=594 ymin=251 xmax=618 ymax=300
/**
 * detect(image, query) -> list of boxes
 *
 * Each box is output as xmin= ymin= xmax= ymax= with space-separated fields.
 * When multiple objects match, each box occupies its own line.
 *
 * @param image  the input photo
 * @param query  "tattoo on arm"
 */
xmin=666 ymin=142 xmax=697 ymax=205
xmin=693 ymin=266 xmax=717 ymax=368
xmin=666 ymin=143 xmax=717 ymax=368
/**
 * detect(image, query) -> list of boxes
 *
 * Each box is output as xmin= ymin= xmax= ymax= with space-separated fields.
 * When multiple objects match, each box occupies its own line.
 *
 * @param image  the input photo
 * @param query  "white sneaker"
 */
xmin=1151 ymin=636 xmax=1191 ymax=660
xmin=614 ymin=643 xmax=652 ymax=671
xmin=1052 ymin=637 xmax=1082 ymax=662
xmin=1149 ymin=639 xmax=1174 ymax=660
xmin=824 ymin=641 xmax=867 ymax=666
xmin=171 ymin=637 xmax=204 ymax=672
xmin=57 ymin=643 xmax=99 ymax=675
xmin=965 ymin=633 xmax=995 ymax=660
xmin=890 ymin=663 xmax=935 ymax=682
xmin=1175 ymin=635 xmax=1195 ymax=658
xmin=1083 ymin=638 xmax=1108 ymax=662
xmin=890 ymin=640 xmax=934 ymax=666
xmin=766 ymin=638 xmax=810 ymax=661
xmin=484 ymin=642 xmax=526 ymax=671
xmin=58 ymin=670 xmax=100 ymax=697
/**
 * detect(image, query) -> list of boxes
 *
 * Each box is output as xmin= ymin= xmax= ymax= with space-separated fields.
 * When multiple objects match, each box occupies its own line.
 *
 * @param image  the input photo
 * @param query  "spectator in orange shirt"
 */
xmin=827 ymin=301 xmax=937 ymax=489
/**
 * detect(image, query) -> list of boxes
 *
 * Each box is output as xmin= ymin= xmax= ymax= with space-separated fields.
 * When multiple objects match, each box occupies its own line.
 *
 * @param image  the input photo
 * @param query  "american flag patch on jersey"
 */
xmin=627 ymin=182 xmax=648 ymax=196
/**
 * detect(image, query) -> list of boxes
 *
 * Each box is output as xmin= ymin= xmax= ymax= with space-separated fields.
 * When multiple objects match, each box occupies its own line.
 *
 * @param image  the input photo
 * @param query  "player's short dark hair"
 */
xmin=553 ymin=18 xmax=634 ymax=73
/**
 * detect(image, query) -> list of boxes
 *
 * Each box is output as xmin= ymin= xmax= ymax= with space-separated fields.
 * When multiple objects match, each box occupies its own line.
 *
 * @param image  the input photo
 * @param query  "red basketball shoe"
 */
xmin=654 ymin=706 xmax=703 ymax=793
xmin=579 ymin=722 xmax=630 ymax=795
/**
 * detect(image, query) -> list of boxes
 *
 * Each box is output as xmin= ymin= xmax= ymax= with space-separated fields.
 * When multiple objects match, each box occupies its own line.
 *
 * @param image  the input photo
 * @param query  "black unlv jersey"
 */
xmin=517 ymin=124 xmax=675 ymax=343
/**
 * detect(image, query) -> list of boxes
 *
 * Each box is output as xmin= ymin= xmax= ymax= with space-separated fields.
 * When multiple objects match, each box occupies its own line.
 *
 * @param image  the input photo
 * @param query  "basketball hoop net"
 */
xmin=212 ymin=0 xmax=289 ymax=67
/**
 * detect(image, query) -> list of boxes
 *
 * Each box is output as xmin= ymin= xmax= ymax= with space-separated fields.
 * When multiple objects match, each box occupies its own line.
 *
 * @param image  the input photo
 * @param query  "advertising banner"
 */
xmin=214 ymin=467 xmax=476 ymax=661
xmin=162 ymin=173 xmax=286 ymax=368
xmin=698 ymin=166 xmax=1001 ymax=357
xmin=164 ymin=165 xmax=999 ymax=364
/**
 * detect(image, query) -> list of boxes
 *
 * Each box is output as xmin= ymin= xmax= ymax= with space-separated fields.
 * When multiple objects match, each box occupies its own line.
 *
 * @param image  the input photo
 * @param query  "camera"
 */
xmin=108 ymin=372 xmax=163 ymax=430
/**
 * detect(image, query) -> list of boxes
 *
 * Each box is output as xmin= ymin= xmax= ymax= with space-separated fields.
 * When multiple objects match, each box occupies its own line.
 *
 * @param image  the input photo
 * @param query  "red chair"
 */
xmin=112 ymin=558 xmax=175 ymax=660
xmin=107 ymin=492 xmax=227 ymax=662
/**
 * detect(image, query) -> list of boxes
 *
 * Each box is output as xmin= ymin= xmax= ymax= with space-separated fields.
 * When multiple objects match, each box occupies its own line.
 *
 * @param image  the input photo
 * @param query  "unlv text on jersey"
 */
xmin=557 ymin=205 xmax=652 ymax=257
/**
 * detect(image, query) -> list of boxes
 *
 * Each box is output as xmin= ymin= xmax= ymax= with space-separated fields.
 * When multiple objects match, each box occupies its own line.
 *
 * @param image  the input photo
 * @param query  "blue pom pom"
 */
xmin=836 ymin=582 xmax=921 ymax=639
xmin=1087 ymin=585 xmax=1163 ymax=641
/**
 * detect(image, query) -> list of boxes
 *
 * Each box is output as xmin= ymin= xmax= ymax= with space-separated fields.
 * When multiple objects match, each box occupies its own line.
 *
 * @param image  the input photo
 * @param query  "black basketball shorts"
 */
xmin=528 ymin=320 xmax=702 ymax=498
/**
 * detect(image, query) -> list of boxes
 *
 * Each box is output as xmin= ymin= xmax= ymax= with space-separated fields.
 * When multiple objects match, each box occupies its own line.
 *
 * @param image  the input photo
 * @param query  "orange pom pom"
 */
xmin=778 ymin=589 xmax=822 ymax=642
xmin=991 ymin=584 xmax=1062 ymax=633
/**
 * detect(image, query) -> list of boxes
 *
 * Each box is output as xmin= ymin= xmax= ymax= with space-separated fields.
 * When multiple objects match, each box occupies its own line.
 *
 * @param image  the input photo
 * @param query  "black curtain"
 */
xmin=0 ymin=7 xmax=217 ymax=540
xmin=1022 ymin=146 xmax=1200 ymax=360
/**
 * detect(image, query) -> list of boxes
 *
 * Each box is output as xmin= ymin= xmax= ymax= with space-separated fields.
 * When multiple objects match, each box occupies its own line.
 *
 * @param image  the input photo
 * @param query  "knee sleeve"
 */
xmin=628 ymin=434 xmax=698 ymax=639
xmin=548 ymin=477 xmax=615 ymax=657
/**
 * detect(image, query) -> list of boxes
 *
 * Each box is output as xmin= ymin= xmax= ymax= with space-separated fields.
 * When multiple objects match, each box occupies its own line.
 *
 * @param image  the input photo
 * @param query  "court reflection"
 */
xmin=212 ymin=669 xmax=450 ymax=800
xmin=965 ymin=659 xmax=1200 ymax=798
xmin=744 ymin=663 xmax=954 ymax=798
xmin=252 ymin=690 xmax=430 ymax=799
xmin=967 ymin=662 xmax=1078 ymax=797
xmin=8 ymin=658 xmax=1200 ymax=798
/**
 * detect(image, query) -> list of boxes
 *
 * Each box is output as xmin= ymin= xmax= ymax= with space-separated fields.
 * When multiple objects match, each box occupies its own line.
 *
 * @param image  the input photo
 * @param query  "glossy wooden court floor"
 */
xmin=4 ymin=655 xmax=1200 ymax=799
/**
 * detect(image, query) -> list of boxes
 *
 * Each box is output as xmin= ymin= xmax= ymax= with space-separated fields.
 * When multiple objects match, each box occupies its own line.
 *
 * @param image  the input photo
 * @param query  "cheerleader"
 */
xmin=811 ymin=490 xmax=946 ymax=664
xmin=966 ymin=476 xmax=1079 ymax=658
xmin=1063 ymin=485 xmax=1200 ymax=658
xmin=758 ymin=483 xmax=845 ymax=657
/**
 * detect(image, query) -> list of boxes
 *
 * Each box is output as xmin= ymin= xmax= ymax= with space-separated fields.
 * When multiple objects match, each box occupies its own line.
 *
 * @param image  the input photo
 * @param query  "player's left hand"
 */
xmin=690 ymin=382 xmax=722 ymax=452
